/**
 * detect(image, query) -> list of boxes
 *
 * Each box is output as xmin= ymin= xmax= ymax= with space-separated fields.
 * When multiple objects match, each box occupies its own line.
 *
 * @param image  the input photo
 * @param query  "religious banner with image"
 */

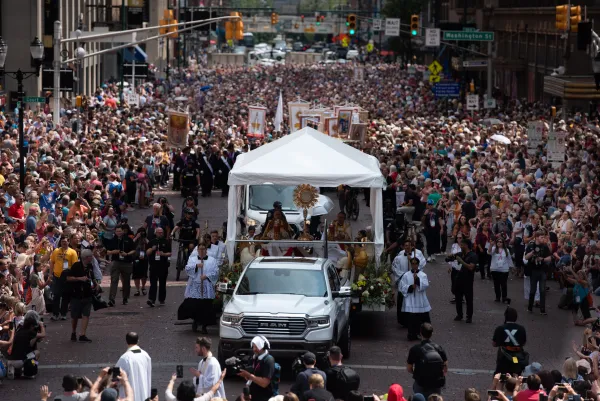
xmin=248 ymin=106 xmax=267 ymax=137
xmin=337 ymin=108 xmax=355 ymax=135
xmin=167 ymin=110 xmax=190 ymax=148
xmin=300 ymin=114 xmax=320 ymax=129
xmin=288 ymin=102 xmax=310 ymax=133
xmin=305 ymin=118 xmax=319 ymax=130
xmin=325 ymin=117 xmax=338 ymax=136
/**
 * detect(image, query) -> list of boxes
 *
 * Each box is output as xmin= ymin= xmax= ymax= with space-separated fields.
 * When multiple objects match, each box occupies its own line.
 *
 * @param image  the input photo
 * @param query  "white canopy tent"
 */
xmin=226 ymin=127 xmax=386 ymax=264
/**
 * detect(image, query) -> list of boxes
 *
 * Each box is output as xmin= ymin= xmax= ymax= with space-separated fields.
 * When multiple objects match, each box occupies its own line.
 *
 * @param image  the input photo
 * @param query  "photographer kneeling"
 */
xmin=238 ymin=336 xmax=278 ymax=401
xmin=290 ymin=352 xmax=327 ymax=401
xmin=7 ymin=310 xmax=45 ymax=379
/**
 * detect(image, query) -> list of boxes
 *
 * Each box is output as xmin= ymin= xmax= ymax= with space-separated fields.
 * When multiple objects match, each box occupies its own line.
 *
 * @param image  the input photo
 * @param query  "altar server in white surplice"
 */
xmin=115 ymin=332 xmax=152 ymax=401
xmin=190 ymin=336 xmax=226 ymax=398
xmin=400 ymin=257 xmax=432 ymax=341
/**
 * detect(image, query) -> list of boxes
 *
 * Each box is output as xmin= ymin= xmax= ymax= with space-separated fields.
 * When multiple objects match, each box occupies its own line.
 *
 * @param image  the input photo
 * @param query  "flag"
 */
xmin=274 ymin=91 xmax=283 ymax=132
xmin=167 ymin=110 xmax=190 ymax=147
xmin=288 ymin=102 xmax=310 ymax=133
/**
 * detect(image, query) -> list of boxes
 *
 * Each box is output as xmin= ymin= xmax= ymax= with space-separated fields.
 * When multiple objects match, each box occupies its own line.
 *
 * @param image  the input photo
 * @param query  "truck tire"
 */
xmin=338 ymin=323 xmax=351 ymax=359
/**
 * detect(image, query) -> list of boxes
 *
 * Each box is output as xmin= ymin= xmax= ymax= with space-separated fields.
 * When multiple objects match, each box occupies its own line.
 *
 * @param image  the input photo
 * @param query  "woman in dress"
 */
xmin=27 ymin=262 xmax=49 ymax=314
xmin=177 ymin=242 xmax=219 ymax=334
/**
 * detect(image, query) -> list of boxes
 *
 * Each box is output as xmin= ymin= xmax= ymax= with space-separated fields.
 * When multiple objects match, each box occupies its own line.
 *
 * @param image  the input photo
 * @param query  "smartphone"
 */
xmin=176 ymin=365 xmax=183 ymax=378
xmin=243 ymin=387 xmax=250 ymax=397
xmin=500 ymin=373 xmax=508 ymax=382
xmin=364 ymin=396 xmax=375 ymax=401
xmin=540 ymin=394 xmax=549 ymax=401
xmin=488 ymin=390 xmax=499 ymax=397
xmin=112 ymin=367 xmax=120 ymax=381
xmin=151 ymin=389 xmax=158 ymax=399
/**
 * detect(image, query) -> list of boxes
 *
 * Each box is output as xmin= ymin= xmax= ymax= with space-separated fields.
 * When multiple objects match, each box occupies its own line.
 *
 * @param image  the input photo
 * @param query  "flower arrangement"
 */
xmin=350 ymin=259 xmax=395 ymax=308
xmin=217 ymin=261 xmax=244 ymax=289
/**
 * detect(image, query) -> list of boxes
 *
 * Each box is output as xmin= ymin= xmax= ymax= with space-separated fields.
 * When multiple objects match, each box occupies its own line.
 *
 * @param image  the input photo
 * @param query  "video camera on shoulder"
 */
xmin=445 ymin=255 xmax=456 ymax=263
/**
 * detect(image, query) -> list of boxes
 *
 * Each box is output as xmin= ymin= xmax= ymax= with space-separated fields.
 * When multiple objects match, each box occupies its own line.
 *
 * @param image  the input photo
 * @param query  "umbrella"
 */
xmin=200 ymin=85 xmax=212 ymax=92
xmin=482 ymin=118 xmax=502 ymax=126
xmin=309 ymin=195 xmax=335 ymax=217
xmin=174 ymin=96 xmax=188 ymax=102
xmin=490 ymin=134 xmax=511 ymax=145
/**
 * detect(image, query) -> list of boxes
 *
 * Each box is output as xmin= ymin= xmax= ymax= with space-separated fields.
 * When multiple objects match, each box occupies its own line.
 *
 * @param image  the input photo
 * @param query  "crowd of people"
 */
xmin=0 ymin=47 xmax=595 ymax=401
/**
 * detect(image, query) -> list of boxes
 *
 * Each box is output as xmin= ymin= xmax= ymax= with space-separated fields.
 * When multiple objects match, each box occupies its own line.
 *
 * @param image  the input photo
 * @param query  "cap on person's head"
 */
xmin=427 ymin=199 xmax=435 ymax=205
xmin=302 ymin=352 xmax=316 ymax=365
xmin=522 ymin=362 xmax=542 ymax=377
xmin=100 ymin=388 xmax=119 ymax=401
xmin=62 ymin=374 xmax=79 ymax=392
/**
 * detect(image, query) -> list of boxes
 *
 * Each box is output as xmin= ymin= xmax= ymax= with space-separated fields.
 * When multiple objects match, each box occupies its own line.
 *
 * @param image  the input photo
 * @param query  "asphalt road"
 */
xmin=1 ymin=187 xmax=581 ymax=400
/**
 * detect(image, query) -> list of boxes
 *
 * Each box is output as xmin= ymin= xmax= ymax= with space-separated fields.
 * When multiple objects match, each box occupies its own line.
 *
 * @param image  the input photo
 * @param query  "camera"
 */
xmin=225 ymin=356 xmax=250 ymax=375
xmin=292 ymin=357 xmax=305 ymax=378
xmin=445 ymin=255 xmax=456 ymax=262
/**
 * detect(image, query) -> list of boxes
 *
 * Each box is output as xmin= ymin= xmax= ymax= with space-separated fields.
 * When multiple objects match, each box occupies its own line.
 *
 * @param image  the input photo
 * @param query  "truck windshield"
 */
xmin=249 ymin=185 xmax=298 ymax=211
xmin=236 ymin=268 xmax=327 ymax=297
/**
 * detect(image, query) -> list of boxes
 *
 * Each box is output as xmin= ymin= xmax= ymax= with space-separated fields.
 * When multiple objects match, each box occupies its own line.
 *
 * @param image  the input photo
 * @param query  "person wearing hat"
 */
xmin=65 ymin=249 xmax=97 ymax=343
xmin=238 ymin=336 xmax=277 ymax=401
xmin=290 ymin=352 xmax=327 ymax=401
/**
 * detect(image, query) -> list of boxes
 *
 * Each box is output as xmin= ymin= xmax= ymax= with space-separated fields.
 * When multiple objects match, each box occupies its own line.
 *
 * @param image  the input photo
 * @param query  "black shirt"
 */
xmin=457 ymin=251 xmax=479 ymax=282
xmin=144 ymin=214 xmax=170 ymax=240
xmin=407 ymin=339 xmax=448 ymax=388
xmin=324 ymin=365 xmax=359 ymax=400
xmin=108 ymin=235 xmax=135 ymax=263
xmin=462 ymin=201 xmax=477 ymax=221
xmin=9 ymin=328 xmax=37 ymax=361
xmin=291 ymin=368 xmax=327 ymax=401
xmin=181 ymin=167 xmax=199 ymax=188
xmin=176 ymin=219 xmax=199 ymax=241
xmin=67 ymin=261 xmax=94 ymax=299
xmin=492 ymin=322 xmax=527 ymax=348
xmin=303 ymin=388 xmax=335 ymax=401
xmin=250 ymin=354 xmax=275 ymax=401
xmin=147 ymin=237 xmax=172 ymax=265
xmin=524 ymin=242 xmax=551 ymax=270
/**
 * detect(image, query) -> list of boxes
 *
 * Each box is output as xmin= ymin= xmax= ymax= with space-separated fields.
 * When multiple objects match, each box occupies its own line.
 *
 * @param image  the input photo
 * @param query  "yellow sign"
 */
xmin=428 ymin=60 xmax=442 ymax=75
xmin=341 ymin=37 xmax=349 ymax=48
xmin=429 ymin=74 xmax=441 ymax=83
xmin=366 ymin=43 xmax=374 ymax=53
xmin=128 ymin=0 xmax=144 ymax=6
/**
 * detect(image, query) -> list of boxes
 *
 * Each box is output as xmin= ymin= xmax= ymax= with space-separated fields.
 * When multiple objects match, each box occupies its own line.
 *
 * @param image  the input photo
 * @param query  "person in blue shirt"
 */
xmin=39 ymin=181 xmax=59 ymax=213
xmin=25 ymin=206 xmax=38 ymax=236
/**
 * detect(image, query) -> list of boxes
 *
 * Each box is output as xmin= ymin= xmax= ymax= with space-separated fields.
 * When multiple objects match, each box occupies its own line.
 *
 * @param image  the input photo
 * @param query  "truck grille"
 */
xmin=241 ymin=317 xmax=307 ymax=336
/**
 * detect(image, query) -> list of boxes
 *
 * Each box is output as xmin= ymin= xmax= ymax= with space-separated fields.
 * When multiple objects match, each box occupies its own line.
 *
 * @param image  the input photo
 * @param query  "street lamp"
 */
xmin=0 ymin=36 xmax=45 ymax=192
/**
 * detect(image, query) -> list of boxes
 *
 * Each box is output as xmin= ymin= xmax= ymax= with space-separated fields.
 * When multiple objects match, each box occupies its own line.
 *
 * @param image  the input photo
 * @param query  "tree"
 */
xmin=381 ymin=0 xmax=422 ymax=61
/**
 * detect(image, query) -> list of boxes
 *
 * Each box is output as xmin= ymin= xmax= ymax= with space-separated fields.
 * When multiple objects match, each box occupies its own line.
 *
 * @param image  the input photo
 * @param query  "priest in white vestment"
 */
xmin=177 ymin=242 xmax=220 ymax=334
xmin=208 ymin=231 xmax=226 ymax=267
xmin=392 ymin=241 xmax=426 ymax=327
xmin=190 ymin=337 xmax=226 ymax=398
xmin=400 ymin=257 xmax=432 ymax=341
xmin=115 ymin=332 xmax=152 ymax=401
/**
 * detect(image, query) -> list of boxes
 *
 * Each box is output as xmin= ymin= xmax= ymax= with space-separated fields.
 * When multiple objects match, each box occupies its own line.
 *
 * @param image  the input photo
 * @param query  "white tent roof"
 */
xmin=228 ymin=127 xmax=386 ymax=188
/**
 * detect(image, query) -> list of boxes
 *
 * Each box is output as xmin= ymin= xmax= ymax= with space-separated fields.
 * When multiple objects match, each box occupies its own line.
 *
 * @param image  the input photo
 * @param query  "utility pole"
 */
xmin=120 ymin=1 xmax=126 ymax=102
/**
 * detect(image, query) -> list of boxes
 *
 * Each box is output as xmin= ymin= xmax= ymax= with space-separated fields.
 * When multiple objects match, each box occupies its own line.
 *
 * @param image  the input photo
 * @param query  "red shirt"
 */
xmin=8 ymin=202 xmax=24 ymax=231
xmin=515 ymin=389 xmax=545 ymax=401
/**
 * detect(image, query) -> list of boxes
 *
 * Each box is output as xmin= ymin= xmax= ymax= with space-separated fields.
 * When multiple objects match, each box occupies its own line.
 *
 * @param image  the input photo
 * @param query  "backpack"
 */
xmin=265 ymin=355 xmax=281 ymax=396
xmin=330 ymin=365 xmax=360 ymax=397
xmin=414 ymin=342 xmax=445 ymax=388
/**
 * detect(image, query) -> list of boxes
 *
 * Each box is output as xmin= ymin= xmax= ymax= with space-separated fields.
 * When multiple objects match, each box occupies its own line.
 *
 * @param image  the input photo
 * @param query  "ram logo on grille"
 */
xmin=241 ymin=317 xmax=307 ymax=336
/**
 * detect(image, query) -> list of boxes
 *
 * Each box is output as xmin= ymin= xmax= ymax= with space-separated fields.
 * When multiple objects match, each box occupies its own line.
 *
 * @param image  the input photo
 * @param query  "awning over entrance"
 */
xmin=544 ymin=75 xmax=600 ymax=100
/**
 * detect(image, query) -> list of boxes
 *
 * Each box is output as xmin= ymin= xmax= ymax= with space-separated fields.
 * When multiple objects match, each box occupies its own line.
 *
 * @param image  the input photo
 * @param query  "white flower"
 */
xmin=362 ymin=290 xmax=370 ymax=297
xmin=370 ymin=285 xmax=374 ymax=290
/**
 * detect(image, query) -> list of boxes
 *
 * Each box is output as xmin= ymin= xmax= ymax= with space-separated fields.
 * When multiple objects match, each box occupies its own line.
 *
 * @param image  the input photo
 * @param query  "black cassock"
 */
xmin=198 ymin=153 xmax=217 ymax=197
xmin=215 ymin=156 xmax=232 ymax=197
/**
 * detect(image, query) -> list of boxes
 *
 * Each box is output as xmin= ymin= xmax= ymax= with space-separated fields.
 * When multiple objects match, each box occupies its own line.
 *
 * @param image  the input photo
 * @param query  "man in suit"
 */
xmin=215 ymin=149 xmax=232 ymax=198
xmin=198 ymin=147 xmax=217 ymax=197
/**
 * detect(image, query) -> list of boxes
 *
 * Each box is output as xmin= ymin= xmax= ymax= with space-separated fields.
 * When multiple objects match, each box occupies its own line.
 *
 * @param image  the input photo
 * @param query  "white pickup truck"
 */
xmin=218 ymin=257 xmax=352 ymax=364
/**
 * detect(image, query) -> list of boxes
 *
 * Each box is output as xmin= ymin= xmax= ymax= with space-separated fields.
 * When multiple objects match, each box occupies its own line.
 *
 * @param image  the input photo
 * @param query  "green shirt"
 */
xmin=427 ymin=192 xmax=442 ymax=206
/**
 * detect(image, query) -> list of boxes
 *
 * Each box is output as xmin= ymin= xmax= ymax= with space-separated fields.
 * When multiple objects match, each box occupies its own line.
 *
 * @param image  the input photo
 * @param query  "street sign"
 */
xmin=443 ymin=31 xmax=494 ymax=41
xmin=123 ymin=63 xmax=149 ymax=77
xmin=463 ymin=59 xmax=489 ymax=68
xmin=466 ymin=94 xmax=479 ymax=110
xmin=385 ymin=18 xmax=400 ymax=36
xmin=124 ymin=92 xmax=140 ymax=107
xmin=42 ymin=69 xmax=74 ymax=92
xmin=373 ymin=19 xmax=382 ymax=31
xmin=425 ymin=28 xmax=441 ymax=47
xmin=484 ymin=98 xmax=497 ymax=109
xmin=23 ymin=97 xmax=45 ymax=103
xmin=429 ymin=74 xmax=441 ymax=83
xmin=428 ymin=60 xmax=443 ymax=75
xmin=433 ymin=83 xmax=460 ymax=98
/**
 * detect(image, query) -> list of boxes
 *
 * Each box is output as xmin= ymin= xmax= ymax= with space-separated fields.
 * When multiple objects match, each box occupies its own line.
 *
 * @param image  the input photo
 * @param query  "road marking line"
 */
xmin=39 ymin=362 xmax=493 ymax=375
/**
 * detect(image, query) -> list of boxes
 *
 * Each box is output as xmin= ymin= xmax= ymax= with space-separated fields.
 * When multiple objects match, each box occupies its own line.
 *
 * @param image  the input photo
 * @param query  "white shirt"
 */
xmin=392 ymin=249 xmax=426 ymax=288
xmin=115 ymin=345 xmax=152 ymax=401
xmin=489 ymin=247 xmax=513 ymax=273
xmin=399 ymin=270 xmax=431 ymax=313
xmin=195 ymin=353 xmax=225 ymax=398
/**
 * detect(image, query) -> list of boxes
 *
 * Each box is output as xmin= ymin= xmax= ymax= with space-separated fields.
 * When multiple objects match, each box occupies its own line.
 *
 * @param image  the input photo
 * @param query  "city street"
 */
xmin=2 ymin=188 xmax=580 ymax=400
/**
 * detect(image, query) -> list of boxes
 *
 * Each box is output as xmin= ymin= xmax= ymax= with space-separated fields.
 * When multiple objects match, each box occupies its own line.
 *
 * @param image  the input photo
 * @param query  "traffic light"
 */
xmin=300 ymin=15 xmax=304 ymax=23
xmin=469 ymin=80 xmax=475 ymax=93
xmin=410 ymin=14 xmax=420 ymax=36
xmin=225 ymin=20 xmax=233 ymax=40
xmin=578 ymin=21 xmax=592 ymax=50
xmin=230 ymin=12 xmax=243 ymax=41
xmin=316 ymin=15 xmax=320 ymax=25
xmin=551 ymin=106 xmax=557 ymax=117
xmin=570 ymin=6 xmax=581 ymax=32
xmin=556 ymin=5 xmax=569 ymax=31
xmin=347 ymin=14 xmax=357 ymax=35
xmin=271 ymin=13 xmax=278 ymax=25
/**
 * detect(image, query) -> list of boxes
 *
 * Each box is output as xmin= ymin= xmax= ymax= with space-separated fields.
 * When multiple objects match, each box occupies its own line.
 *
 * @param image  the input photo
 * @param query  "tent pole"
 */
xmin=323 ymin=218 xmax=328 ymax=259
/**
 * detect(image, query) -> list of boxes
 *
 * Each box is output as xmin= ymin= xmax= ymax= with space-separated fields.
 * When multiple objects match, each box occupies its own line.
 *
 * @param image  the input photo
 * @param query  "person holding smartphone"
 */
xmin=165 ymin=369 xmax=226 ymax=401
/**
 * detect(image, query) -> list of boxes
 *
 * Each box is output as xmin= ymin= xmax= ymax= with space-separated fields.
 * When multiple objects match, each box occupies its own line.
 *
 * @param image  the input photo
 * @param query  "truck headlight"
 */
xmin=222 ymin=313 xmax=243 ymax=326
xmin=307 ymin=316 xmax=330 ymax=328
